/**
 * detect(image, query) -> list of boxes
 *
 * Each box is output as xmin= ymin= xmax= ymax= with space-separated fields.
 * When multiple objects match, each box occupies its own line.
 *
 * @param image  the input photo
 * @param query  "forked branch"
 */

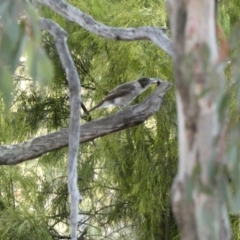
xmin=36 ymin=0 xmax=173 ymax=56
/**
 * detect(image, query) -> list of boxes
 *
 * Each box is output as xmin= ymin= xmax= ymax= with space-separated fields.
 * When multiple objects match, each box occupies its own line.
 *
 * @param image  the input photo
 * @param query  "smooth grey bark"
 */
xmin=36 ymin=0 xmax=173 ymax=57
xmin=167 ymin=0 xmax=230 ymax=239
xmin=40 ymin=18 xmax=81 ymax=240
xmin=0 ymin=81 xmax=171 ymax=165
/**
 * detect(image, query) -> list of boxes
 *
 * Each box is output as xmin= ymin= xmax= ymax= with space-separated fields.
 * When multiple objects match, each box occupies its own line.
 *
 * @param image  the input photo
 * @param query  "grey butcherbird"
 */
xmin=87 ymin=77 xmax=161 ymax=113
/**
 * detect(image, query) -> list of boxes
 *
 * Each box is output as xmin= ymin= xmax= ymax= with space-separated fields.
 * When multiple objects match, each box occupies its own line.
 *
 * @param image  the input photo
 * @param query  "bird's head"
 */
xmin=138 ymin=77 xmax=161 ymax=88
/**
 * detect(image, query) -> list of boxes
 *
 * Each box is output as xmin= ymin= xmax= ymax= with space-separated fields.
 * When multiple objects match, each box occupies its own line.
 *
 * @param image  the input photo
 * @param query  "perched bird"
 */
xmin=87 ymin=77 xmax=160 ymax=113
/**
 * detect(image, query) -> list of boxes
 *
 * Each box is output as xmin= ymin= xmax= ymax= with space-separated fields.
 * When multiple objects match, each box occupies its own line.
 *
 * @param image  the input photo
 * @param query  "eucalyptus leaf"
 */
xmin=25 ymin=42 xmax=53 ymax=86
xmin=0 ymin=67 xmax=13 ymax=108
xmin=24 ymin=2 xmax=42 ymax=43
xmin=0 ymin=0 xmax=10 ymax=16
xmin=227 ymin=184 xmax=240 ymax=214
xmin=25 ymin=43 xmax=38 ymax=82
xmin=218 ymin=91 xmax=229 ymax=120
xmin=36 ymin=49 xmax=54 ymax=87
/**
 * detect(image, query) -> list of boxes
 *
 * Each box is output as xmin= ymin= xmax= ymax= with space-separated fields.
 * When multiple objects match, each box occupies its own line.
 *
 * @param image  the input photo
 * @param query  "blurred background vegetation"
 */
xmin=0 ymin=0 xmax=240 ymax=239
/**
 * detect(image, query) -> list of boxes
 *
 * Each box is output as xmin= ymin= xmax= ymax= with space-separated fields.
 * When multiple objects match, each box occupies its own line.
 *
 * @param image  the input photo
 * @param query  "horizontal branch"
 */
xmin=36 ymin=0 xmax=173 ymax=57
xmin=0 ymin=81 xmax=171 ymax=165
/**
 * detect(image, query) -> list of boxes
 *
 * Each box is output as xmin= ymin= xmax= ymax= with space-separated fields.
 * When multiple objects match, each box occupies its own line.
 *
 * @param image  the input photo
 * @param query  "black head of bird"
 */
xmin=88 ymin=77 xmax=160 ymax=113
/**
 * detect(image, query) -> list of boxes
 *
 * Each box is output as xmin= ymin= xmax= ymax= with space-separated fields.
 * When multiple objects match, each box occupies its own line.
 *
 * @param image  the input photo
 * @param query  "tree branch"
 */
xmin=36 ymin=0 xmax=173 ymax=57
xmin=0 ymin=81 xmax=171 ymax=165
xmin=40 ymin=18 xmax=81 ymax=240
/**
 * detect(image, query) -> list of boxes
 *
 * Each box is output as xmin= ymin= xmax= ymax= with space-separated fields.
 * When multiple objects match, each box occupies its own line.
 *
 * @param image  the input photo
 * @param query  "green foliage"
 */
xmin=217 ymin=1 xmax=240 ymax=238
xmin=220 ymin=0 xmax=240 ymax=36
xmin=27 ymin=1 xmax=177 ymax=239
xmin=0 ymin=161 xmax=52 ymax=239
xmin=0 ymin=0 xmax=177 ymax=239
xmin=102 ymin=96 xmax=177 ymax=240
xmin=0 ymin=0 xmax=53 ymax=108
xmin=0 ymin=208 xmax=51 ymax=240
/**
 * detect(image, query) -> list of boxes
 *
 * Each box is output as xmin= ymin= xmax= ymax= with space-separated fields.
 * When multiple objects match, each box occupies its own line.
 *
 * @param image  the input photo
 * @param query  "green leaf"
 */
xmin=217 ymin=91 xmax=229 ymax=120
xmin=24 ymin=2 xmax=42 ymax=43
xmin=0 ymin=66 xmax=13 ymax=108
xmin=0 ymin=0 xmax=10 ymax=16
xmin=227 ymin=184 xmax=240 ymax=214
xmin=25 ymin=43 xmax=38 ymax=82
xmin=37 ymin=49 xmax=54 ymax=87
xmin=25 ymin=42 xmax=53 ymax=86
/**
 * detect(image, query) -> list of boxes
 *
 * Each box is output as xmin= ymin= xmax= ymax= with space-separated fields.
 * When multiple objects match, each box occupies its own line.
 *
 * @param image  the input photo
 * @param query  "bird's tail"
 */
xmin=88 ymin=100 xmax=104 ymax=113
xmin=81 ymin=100 xmax=104 ymax=118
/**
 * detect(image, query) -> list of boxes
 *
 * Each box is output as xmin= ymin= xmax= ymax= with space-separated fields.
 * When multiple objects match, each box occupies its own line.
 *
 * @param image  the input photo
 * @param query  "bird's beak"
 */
xmin=150 ymin=78 xmax=161 ymax=85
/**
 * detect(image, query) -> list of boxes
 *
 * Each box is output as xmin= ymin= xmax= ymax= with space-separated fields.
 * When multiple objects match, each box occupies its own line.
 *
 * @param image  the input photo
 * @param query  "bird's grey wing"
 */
xmin=106 ymin=83 xmax=136 ymax=98
xmin=88 ymin=84 xmax=136 ymax=112
xmin=104 ymin=88 xmax=134 ymax=102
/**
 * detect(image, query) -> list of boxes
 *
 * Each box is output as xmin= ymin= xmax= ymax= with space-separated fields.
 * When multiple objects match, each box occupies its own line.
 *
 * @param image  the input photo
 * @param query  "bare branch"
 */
xmin=40 ymin=18 xmax=80 ymax=240
xmin=0 ymin=81 xmax=171 ymax=165
xmin=36 ymin=0 xmax=173 ymax=57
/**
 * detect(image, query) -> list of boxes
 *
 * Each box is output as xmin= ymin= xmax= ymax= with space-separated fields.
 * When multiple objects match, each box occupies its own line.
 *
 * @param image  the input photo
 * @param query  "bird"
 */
xmin=87 ymin=77 xmax=161 ymax=114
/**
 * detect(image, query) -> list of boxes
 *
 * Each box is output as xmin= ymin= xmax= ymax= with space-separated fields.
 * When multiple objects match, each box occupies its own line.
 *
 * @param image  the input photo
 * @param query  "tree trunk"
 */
xmin=167 ymin=0 xmax=231 ymax=239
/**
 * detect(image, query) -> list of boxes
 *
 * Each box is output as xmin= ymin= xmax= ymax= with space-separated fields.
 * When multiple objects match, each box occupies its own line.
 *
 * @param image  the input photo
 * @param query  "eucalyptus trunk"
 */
xmin=167 ymin=0 xmax=231 ymax=239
